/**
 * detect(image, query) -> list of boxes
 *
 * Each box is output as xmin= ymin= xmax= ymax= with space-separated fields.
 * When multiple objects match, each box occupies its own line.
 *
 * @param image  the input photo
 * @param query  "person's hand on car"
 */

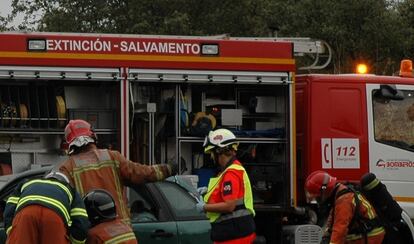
xmin=197 ymin=187 xmax=208 ymax=196
xmin=195 ymin=195 xmax=206 ymax=213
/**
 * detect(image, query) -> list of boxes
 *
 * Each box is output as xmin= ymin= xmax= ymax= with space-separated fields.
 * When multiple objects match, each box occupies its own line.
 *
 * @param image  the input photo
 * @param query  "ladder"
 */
xmin=210 ymin=35 xmax=332 ymax=71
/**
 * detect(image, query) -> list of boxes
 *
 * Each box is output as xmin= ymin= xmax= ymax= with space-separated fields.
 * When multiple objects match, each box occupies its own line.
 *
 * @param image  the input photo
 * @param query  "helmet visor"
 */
xmin=203 ymin=132 xmax=216 ymax=153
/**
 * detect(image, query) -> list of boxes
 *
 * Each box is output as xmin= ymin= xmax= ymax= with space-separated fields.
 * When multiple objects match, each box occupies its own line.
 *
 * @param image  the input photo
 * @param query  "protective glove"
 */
xmin=168 ymin=162 xmax=179 ymax=176
xmin=167 ymin=158 xmax=187 ymax=176
xmin=197 ymin=187 xmax=208 ymax=196
xmin=196 ymin=201 xmax=206 ymax=213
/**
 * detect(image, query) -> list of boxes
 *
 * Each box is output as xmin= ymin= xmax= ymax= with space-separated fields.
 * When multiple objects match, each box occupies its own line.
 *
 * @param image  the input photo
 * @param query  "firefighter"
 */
xmin=83 ymin=189 xmax=136 ymax=244
xmin=304 ymin=170 xmax=385 ymax=244
xmin=196 ymin=128 xmax=256 ymax=244
xmin=4 ymin=171 xmax=90 ymax=244
xmin=58 ymin=119 xmax=177 ymax=242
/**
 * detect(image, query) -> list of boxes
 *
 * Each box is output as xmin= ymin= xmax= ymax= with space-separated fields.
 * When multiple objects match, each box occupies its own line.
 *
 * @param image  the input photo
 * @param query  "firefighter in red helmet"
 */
xmin=59 ymin=119 xmax=177 ymax=243
xmin=304 ymin=171 xmax=385 ymax=244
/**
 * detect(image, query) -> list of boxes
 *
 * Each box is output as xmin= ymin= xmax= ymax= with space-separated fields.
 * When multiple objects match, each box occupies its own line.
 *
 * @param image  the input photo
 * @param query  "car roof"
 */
xmin=0 ymin=166 xmax=53 ymax=192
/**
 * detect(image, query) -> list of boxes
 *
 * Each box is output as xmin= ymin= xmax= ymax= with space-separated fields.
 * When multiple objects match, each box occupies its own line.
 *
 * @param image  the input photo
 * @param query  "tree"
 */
xmin=8 ymin=0 xmax=414 ymax=75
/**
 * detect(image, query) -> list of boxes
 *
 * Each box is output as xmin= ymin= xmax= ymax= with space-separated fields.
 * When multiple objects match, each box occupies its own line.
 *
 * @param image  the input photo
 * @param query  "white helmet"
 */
xmin=203 ymin=128 xmax=239 ymax=153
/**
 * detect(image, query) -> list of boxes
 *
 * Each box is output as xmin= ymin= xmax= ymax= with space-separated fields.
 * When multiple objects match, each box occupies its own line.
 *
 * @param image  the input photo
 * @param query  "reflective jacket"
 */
xmin=204 ymin=160 xmax=255 ymax=242
xmin=87 ymin=219 xmax=137 ymax=244
xmin=59 ymin=148 xmax=171 ymax=224
xmin=4 ymin=178 xmax=90 ymax=244
xmin=327 ymin=184 xmax=385 ymax=244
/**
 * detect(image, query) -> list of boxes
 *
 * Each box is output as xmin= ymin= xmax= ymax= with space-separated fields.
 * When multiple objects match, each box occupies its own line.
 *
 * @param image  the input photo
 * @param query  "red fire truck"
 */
xmin=0 ymin=31 xmax=413 ymax=243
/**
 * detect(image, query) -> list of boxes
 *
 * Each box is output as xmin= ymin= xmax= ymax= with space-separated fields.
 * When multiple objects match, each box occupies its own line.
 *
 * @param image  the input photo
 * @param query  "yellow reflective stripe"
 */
xmin=73 ymin=160 xmax=129 ymax=223
xmin=73 ymin=160 xmax=119 ymax=172
xmin=205 ymin=163 xmax=255 ymax=222
xmin=111 ymin=164 xmax=129 ymax=223
xmin=70 ymin=235 xmax=86 ymax=244
xmin=346 ymin=226 xmax=385 ymax=240
xmin=363 ymin=178 xmax=379 ymax=191
xmin=352 ymin=194 xmax=375 ymax=219
xmin=70 ymin=208 xmax=88 ymax=217
xmin=104 ymin=232 xmax=136 ymax=244
xmin=16 ymin=195 xmax=71 ymax=225
xmin=360 ymin=197 xmax=375 ymax=219
xmin=73 ymin=161 xmax=120 ymax=196
xmin=21 ymin=179 xmax=73 ymax=204
xmin=6 ymin=196 xmax=19 ymax=204
xmin=6 ymin=226 xmax=12 ymax=235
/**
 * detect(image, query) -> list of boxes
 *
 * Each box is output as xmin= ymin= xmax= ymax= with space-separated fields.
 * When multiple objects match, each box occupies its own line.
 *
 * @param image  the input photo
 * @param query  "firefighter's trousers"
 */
xmin=7 ymin=205 xmax=69 ymax=244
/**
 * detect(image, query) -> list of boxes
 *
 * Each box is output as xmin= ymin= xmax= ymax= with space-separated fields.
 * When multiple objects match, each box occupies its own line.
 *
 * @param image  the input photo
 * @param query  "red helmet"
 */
xmin=304 ymin=170 xmax=337 ymax=203
xmin=64 ymin=120 xmax=96 ymax=152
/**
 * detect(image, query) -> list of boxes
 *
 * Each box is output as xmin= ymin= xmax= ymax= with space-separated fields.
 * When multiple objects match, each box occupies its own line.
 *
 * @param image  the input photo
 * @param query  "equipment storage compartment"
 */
xmin=0 ymin=68 xmax=120 ymax=173
xmin=131 ymin=78 xmax=291 ymax=207
xmin=190 ymin=84 xmax=289 ymax=206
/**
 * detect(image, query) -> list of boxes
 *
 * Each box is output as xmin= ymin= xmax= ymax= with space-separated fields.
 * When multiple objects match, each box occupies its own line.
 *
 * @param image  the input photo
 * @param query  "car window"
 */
xmin=128 ymin=186 xmax=159 ymax=223
xmin=156 ymin=181 xmax=206 ymax=220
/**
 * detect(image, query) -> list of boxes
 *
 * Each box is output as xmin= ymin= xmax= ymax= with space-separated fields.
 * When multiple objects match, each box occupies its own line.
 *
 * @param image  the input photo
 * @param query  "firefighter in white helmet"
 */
xmin=196 ymin=128 xmax=256 ymax=244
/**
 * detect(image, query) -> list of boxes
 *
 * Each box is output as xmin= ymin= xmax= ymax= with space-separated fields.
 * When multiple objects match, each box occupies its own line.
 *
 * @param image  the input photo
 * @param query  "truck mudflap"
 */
xmin=282 ymin=224 xmax=322 ymax=244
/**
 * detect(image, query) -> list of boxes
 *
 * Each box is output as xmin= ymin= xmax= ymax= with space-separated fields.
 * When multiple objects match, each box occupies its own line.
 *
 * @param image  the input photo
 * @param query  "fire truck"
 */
xmin=0 ymin=31 xmax=412 ymax=243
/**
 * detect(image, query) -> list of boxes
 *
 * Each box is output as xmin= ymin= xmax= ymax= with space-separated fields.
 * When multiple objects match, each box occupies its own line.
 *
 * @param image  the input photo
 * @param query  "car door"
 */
xmin=153 ymin=181 xmax=212 ymax=244
xmin=129 ymin=184 xmax=179 ymax=244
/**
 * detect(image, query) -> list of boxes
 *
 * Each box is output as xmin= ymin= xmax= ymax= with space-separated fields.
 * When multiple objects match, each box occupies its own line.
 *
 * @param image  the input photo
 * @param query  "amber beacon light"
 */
xmin=399 ymin=59 xmax=413 ymax=77
xmin=356 ymin=63 xmax=368 ymax=74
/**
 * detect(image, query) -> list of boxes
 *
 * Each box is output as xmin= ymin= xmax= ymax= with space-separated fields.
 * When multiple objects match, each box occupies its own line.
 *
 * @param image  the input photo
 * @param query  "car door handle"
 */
xmin=150 ymin=229 xmax=174 ymax=238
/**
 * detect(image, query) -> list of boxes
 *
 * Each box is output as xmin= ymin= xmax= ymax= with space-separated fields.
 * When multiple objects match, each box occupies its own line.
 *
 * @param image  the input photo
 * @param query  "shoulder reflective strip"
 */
xmin=346 ymin=226 xmax=385 ymax=241
xmin=16 ymin=195 xmax=71 ymax=225
xmin=104 ymin=232 xmax=136 ymax=244
xmin=73 ymin=161 xmax=119 ymax=173
xmin=70 ymin=208 xmax=88 ymax=217
xmin=362 ymin=178 xmax=379 ymax=191
xmin=6 ymin=226 xmax=12 ymax=235
xmin=6 ymin=196 xmax=19 ymax=204
xmin=22 ymin=179 xmax=73 ymax=204
xmin=70 ymin=235 xmax=86 ymax=244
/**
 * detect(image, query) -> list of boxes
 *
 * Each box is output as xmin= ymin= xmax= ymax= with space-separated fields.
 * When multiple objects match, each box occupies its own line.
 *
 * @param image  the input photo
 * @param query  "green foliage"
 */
xmin=7 ymin=0 xmax=414 ymax=74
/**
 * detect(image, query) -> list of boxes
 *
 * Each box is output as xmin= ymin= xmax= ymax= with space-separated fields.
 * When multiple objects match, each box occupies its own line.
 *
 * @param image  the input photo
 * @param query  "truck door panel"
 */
xmin=366 ymin=84 xmax=414 ymax=218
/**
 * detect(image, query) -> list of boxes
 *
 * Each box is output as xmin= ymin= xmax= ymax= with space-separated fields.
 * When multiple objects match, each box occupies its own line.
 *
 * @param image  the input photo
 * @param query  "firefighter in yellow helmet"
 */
xmin=196 ymin=128 xmax=256 ymax=244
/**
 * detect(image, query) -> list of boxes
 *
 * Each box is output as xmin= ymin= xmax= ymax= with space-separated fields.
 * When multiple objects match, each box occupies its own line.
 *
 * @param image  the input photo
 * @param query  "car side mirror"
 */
xmin=378 ymin=84 xmax=404 ymax=100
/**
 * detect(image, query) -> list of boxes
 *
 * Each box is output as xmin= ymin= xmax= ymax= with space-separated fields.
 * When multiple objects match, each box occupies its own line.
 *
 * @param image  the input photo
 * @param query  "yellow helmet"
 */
xmin=203 ymin=128 xmax=239 ymax=153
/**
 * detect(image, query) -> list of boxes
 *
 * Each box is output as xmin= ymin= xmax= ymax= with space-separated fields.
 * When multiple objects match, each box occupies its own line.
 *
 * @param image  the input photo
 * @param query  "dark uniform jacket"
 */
xmin=4 ymin=177 xmax=90 ymax=243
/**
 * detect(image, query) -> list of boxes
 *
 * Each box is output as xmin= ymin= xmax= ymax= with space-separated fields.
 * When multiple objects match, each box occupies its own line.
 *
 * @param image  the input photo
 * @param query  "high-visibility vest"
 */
xmin=204 ymin=162 xmax=255 ymax=223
